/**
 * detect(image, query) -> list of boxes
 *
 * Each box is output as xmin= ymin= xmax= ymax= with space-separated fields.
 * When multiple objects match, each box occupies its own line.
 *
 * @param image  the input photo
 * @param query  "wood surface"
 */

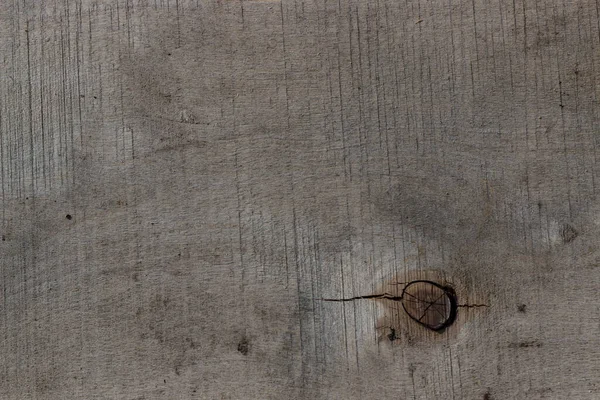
xmin=1 ymin=0 xmax=599 ymax=399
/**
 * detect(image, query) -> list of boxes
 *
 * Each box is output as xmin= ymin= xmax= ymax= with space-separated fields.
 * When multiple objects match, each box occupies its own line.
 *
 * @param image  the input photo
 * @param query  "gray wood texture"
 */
xmin=1 ymin=0 xmax=599 ymax=398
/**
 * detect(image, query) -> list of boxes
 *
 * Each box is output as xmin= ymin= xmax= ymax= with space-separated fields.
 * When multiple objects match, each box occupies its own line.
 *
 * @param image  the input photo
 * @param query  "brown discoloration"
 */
xmin=375 ymin=270 xmax=488 ymax=343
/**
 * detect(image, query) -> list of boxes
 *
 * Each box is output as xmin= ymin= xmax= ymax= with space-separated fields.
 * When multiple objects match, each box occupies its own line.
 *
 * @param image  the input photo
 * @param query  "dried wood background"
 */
xmin=1 ymin=0 xmax=599 ymax=399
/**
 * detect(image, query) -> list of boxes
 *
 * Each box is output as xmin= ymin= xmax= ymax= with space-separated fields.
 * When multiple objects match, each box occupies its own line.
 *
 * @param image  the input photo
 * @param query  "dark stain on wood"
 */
xmin=237 ymin=337 xmax=249 ymax=355
xmin=560 ymin=223 xmax=578 ymax=243
xmin=387 ymin=327 xmax=397 ymax=342
xmin=509 ymin=340 xmax=543 ymax=349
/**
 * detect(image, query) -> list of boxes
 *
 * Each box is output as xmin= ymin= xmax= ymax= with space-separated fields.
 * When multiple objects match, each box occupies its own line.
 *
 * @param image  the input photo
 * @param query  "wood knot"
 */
xmin=400 ymin=280 xmax=457 ymax=331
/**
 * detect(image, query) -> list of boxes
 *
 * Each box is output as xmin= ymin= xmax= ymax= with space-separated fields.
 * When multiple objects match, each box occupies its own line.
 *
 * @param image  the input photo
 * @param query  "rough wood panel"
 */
xmin=1 ymin=0 xmax=599 ymax=399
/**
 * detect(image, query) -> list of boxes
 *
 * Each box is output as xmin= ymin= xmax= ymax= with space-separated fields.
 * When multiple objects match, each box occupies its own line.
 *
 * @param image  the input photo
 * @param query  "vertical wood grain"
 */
xmin=0 ymin=0 xmax=599 ymax=399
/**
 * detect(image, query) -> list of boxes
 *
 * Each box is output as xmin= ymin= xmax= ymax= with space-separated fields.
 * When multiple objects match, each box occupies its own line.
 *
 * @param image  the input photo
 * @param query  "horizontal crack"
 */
xmin=457 ymin=303 xmax=489 ymax=308
xmin=322 ymin=294 xmax=489 ymax=308
xmin=320 ymin=293 xmax=403 ymax=302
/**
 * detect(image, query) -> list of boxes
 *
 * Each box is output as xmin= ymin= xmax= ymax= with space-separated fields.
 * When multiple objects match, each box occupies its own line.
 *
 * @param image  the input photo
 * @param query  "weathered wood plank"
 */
xmin=1 ymin=0 xmax=599 ymax=398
